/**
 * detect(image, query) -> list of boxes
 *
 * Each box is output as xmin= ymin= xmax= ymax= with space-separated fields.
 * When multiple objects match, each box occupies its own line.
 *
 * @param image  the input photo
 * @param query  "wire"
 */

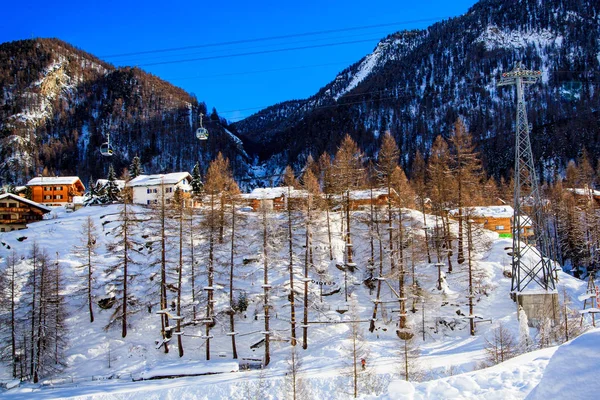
xmin=112 ymin=29 xmax=400 ymax=66
xmin=136 ymin=37 xmax=387 ymax=67
xmin=164 ymin=61 xmax=355 ymax=81
xmin=100 ymin=17 xmax=447 ymax=59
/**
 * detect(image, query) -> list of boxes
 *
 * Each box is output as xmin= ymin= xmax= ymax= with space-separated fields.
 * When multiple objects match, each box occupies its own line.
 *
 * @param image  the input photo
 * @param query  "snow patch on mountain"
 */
xmin=475 ymin=25 xmax=562 ymax=51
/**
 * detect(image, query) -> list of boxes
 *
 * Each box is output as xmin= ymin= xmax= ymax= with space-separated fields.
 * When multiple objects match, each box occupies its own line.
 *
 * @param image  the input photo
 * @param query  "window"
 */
xmin=153 ymin=188 xmax=158 ymax=193
xmin=147 ymin=200 xmax=152 ymax=205
xmin=495 ymin=225 xmax=505 ymax=230
xmin=9 ymin=202 xmax=17 ymax=208
xmin=55 ymin=186 xmax=63 ymax=191
xmin=147 ymin=189 xmax=152 ymax=194
xmin=0 ymin=203 xmax=6 ymax=208
xmin=44 ymin=195 xmax=52 ymax=200
xmin=165 ymin=187 xmax=173 ymax=193
xmin=44 ymin=187 xmax=52 ymax=191
xmin=0 ymin=228 xmax=4 ymax=232
xmin=54 ymin=195 xmax=63 ymax=200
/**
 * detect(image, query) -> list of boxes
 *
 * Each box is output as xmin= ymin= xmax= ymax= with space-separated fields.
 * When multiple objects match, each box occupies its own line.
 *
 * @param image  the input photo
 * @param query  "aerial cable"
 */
xmin=164 ymin=61 xmax=355 ymax=81
xmin=100 ymin=17 xmax=448 ymax=59
xmin=136 ymin=38 xmax=388 ymax=67
xmin=111 ymin=29 xmax=400 ymax=66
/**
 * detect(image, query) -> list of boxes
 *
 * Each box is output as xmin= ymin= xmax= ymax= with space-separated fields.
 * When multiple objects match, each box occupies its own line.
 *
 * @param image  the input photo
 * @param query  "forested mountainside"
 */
xmin=0 ymin=38 xmax=249 ymax=186
xmin=1 ymin=0 xmax=598 ymax=188
xmin=233 ymin=0 xmax=600 ymax=180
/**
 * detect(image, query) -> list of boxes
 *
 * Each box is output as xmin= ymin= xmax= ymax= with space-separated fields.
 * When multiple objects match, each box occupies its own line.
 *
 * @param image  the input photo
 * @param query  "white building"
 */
xmin=127 ymin=172 xmax=194 ymax=205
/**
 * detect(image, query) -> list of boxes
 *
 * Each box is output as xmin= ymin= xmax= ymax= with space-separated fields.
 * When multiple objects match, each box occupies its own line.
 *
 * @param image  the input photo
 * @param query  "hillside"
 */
xmin=0 ymin=38 xmax=250 ymax=186
xmin=0 ymin=203 xmax=591 ymax=398
xmin=233 ymin=0 xmax=600 ymax=180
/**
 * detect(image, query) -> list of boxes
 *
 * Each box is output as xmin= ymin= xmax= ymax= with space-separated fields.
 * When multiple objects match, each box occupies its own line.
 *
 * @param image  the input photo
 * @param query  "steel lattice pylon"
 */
xmin=498 ymin=63 xmax=556 ymax=294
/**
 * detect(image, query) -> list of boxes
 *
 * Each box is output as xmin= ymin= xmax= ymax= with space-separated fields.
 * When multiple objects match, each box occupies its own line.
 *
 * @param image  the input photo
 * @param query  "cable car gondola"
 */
xmin=100 ymin=132 xmax=114 ymax=157
xmin=196 ymin=113 xmax=209 ymax=141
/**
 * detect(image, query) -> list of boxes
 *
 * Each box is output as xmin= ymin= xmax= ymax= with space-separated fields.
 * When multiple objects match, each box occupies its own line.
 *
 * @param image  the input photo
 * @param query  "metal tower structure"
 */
xmin=498 ymin=63 xmax=556 ymax=294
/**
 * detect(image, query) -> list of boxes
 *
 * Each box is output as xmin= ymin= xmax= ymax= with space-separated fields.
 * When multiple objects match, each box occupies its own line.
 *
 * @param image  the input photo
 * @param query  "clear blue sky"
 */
xmin=2 ymin=1 xmax=478 ymax=122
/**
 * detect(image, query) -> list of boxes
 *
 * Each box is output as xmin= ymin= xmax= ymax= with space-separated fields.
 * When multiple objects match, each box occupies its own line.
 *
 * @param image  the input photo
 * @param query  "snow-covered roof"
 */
xmin=348 ymin=189 xmax=393 ymax=200
xmin=450 ymin=206 xmax=514 ymax=219
xmin=127 ymin=172 xmax=192 ymax=187
xmin=27 ymin=176 xmax=82 ymax=186
xmin=0 ymin=193 xmax=51 ymax=212
xmin=241 ymin=187 xmax=290 ymax=200
xmin=96 ymin=179 xmax=126 ymax=190
xmin=566 ymin=187 xmax=600 ymax=197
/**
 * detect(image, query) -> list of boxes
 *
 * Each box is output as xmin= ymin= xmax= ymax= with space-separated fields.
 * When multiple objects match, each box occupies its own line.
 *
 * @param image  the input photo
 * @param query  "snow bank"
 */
xmin=526 ymin=329 xmax=600 ymax=400
xmin=138 ymin=360 xmax=239 ymax=380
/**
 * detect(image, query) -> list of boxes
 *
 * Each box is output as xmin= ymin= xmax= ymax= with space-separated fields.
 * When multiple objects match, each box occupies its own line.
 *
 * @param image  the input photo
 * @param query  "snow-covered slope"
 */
xmin=0 ymin=203 xmax=593 ymax=399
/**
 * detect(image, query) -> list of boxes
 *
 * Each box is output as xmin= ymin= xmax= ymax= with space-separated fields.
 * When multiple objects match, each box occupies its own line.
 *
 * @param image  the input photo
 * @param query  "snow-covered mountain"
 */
xmin=233 ymin=0 xmax=600 ymax=179
xmin=0 ymin=39 xmax=250 ymax=186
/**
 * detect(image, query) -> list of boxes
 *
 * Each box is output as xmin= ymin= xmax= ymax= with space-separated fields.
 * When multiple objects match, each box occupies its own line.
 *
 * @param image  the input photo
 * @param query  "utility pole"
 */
xmin=498 ymin=62 xmax=557 ymax=322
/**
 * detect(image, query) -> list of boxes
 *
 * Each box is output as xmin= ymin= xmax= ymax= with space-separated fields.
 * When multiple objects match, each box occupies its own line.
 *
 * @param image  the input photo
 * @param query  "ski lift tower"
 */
xmin=497 ymin=62 xmax=557 ymax=325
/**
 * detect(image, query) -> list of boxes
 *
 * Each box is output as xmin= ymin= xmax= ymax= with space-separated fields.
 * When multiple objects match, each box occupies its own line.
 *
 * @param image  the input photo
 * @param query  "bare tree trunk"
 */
xmin=159 ymin=185 xmax=169 ymax=354
xmin=177 ymin=203 xmax=184 ymax=357
xmin=85 ymin=217 xmax=95 ymax=323
xmin=467 ymin=220 xmax=474 ymax=336
xmin=34 ymin=255 xmax=46 ymax=383
xmin=326 ymin=196 xmax=333 ymax=260
xmin=261 ymin=203 xmax=271 ymax=366
xmin=370 ymin=208 xmax=384 ymax=332
xmin=398 ymin=211 xmax=407 ymax=329
xmin=9 ymin=253 xmax=17 ymax=377
xmin=122 ymin=201 xmax=129 ymax=338
xmin=302 ymin=198 xmax=311 ymax=349
xmin=30 ymin=243 xmax=38 ymax=379
xmin=189 ymin=209 xmax=197 ymax=322
xmin=288 ymin=188 xmax=297 ymax=347
xmin=421 ymin=200 xmax=432 ymax=264
xmin=229 ymin=196 xmax=238 ymax=359
xmin=206 ymin=202 xmax=215 ymax=361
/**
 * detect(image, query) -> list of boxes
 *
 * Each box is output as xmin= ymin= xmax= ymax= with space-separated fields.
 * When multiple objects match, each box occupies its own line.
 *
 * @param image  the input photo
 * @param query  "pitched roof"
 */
xmin=0 ymin=193 xmax=51 ymax=213
xmin=127 ymin=172 xmax=192 ymax=187
xmin=96 ymin=179 xmax=126 ymax=190
xmin=27 ymin=176 xmax=82 ymax=186
xmin=241 ymin=187 xmax=291 ymax=200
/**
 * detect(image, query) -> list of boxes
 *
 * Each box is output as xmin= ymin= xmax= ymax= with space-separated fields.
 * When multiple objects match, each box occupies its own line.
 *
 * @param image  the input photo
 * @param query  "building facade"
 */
xmin=26 ymin=176 xmax=85 ymax=206
xmin=0 ymin=193 xmax=51 ymax=232
xmin=127 ymin=172 xmax=194 ymax=206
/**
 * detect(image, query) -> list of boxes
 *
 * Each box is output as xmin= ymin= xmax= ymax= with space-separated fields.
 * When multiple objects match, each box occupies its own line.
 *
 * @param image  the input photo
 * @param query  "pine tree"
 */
xmin=104 ymin=164 xmax=121 ymax=203
xmin=129 ymin=156 xmax=143 ymax=180
xmin=191 ymin=162 xmax=204 ymax=195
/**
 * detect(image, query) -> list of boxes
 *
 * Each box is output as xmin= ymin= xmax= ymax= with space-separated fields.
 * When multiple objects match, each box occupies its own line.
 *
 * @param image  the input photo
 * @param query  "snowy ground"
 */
xmin=0 ymin=204 xmax=594 ymax=399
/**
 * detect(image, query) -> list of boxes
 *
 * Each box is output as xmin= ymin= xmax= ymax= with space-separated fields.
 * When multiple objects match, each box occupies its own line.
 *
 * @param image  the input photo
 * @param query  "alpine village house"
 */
xmin=26 ymin=176 xmax=86 ymax=206
xmin=0 ymin=193 xmax=51 ymax=232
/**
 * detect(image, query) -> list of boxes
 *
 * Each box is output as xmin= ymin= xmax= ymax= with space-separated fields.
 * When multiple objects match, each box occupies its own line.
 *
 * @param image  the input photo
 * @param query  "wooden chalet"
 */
xmin=240 ymin=187 xmax=288 ymax=211
xmin=0 ymin=193 xmax=51 ymax=232
xmin=449 ymin=205 xmax=533 ymax=238
xmin=332 ymin=189 xmax=398 ymax=210
xmin=26 ymin=176 xmax=85 ymax=206
xmin=566 ymin=187 xmax=600 ymax=207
